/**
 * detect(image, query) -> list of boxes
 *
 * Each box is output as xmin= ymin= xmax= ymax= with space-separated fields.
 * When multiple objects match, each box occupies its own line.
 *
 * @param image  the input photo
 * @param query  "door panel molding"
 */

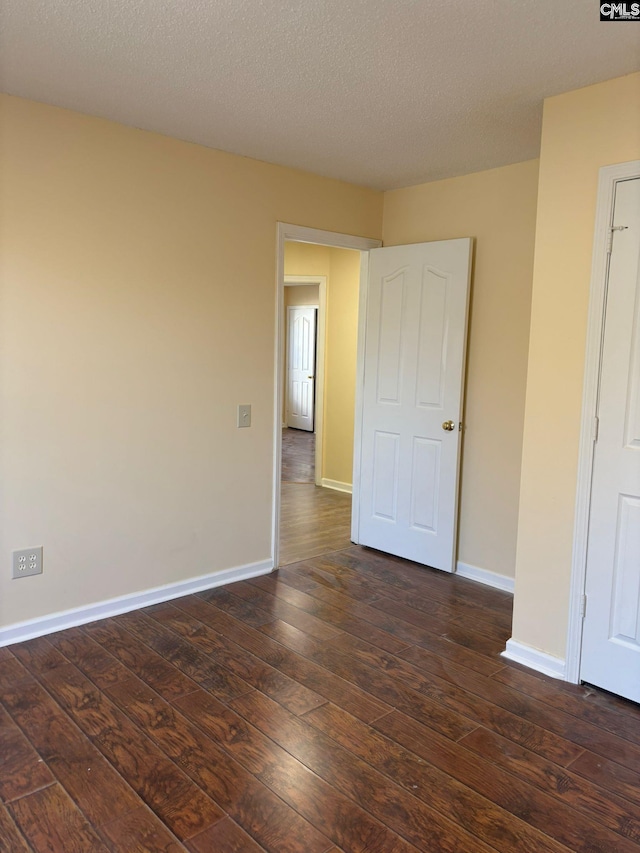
xmin=566 ymin=160 xmax=640 ymax=685
xmin=353 ymin=239 xmax=472 ymax=570
xmin=286 ymin=305 xmax=317 ymax=431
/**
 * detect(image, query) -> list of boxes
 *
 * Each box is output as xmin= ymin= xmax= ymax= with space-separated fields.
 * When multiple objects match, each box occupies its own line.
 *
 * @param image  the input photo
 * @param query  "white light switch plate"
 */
xmin=238 ymin=404 xmax=251 ymax=428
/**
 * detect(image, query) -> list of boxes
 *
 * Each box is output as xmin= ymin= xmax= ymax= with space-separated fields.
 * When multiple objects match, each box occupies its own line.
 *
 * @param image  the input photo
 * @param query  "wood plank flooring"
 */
xmin=280 ymin=424 xmax=352 ymax=565
xmin=279 ymin=483 xmax=352 ymax=565
xmin=2 ymin=546 xmax=640 ymax=852
xmin=281 ymin=428 xmax=315 ymax=484
xmin=280 ymin=429 xmax=351 ymax=566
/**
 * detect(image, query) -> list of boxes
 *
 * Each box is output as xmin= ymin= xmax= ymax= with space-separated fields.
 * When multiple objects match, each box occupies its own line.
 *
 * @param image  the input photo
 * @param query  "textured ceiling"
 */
xmin=1 ymin=0 xmax=639 ymax=190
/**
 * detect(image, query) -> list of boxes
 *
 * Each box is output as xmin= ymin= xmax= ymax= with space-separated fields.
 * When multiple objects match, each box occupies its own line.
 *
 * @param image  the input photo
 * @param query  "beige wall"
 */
xmin=323 ymin=247 xmax=361 ymax=486
xmin=284 ymin=242 xmax=361 ymax=486
xmin=512 ymin=73 xmax=640 ymax=659
xmin=383 ymin=160 xmax=539 ymax=578
xmin=284 ymin=285 xmax=319 ymax=307
xmin=285 ymin=243 xmax=332 ymax=279
xmin=0 ymin=95 xmax=382 ymax=629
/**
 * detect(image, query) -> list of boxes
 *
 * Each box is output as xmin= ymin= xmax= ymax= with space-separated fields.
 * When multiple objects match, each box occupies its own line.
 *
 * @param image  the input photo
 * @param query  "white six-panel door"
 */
xmin=286 ymin=306 xmax=316 ymax=431
xmin=581 ymin=177 xmax=640 ymax=703
xmin=354 ymin=239 xmax=472 ymax=571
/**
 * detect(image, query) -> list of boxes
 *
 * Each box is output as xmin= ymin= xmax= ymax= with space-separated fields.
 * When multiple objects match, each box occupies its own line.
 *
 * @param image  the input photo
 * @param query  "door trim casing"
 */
xmin=567 ymin=160 xmax=640 ymax=684
xmin=273 ymin=223 xmax=381 ymax=569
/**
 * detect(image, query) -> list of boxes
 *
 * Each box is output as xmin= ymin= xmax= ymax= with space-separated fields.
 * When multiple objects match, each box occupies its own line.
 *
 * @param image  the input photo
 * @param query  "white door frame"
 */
xmin=566 ymin=159 xmax=640 ymax=684
xmin=284 ymin=276 xmax=325 ymax=481
xmin=272 ymin=223 xmax=381 ymax=568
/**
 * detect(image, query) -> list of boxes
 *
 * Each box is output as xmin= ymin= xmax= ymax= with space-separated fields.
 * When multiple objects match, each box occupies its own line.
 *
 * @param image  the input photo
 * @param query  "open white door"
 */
xmin=581 ymin=177 xmax=640 ymax=703
xmin=286 ymin=306 xmax=316 ymax=431
xmin=354 ymin=239 xmax=472 ymax=572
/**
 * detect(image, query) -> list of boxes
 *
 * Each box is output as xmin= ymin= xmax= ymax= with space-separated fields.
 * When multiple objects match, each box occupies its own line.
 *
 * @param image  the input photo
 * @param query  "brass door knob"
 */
xmin=442 ymin=420 xmax=455 ymax=431
xmin=308 ymin=375 xmax=314 ymax=379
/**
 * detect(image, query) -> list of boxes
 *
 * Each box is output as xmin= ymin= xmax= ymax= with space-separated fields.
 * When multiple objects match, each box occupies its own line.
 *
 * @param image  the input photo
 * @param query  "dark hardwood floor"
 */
xmin=2 ymin=545 xmax=640 ymax=852
xmin=279 ymin=484 xmax=352 ymax=566
xmin=280 ymin=427 xmax=353 ymax=565
xmin=281 ymin=428 xmax=315 ymax=484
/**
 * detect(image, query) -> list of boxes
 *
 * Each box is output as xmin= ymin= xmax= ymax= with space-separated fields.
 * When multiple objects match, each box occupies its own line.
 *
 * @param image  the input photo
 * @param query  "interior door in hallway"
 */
xmin=355 ymin=239 xmax=472 ymax=572
xmin=287 ymin=306 xmax=317 ymax=431
xmin=581 ymin=176 xmax=640 ymax=703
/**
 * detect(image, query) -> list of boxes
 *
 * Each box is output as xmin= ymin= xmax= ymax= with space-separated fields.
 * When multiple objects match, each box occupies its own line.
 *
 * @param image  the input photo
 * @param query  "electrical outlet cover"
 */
xmin=12 ymin=547 xmax=43 ymax=579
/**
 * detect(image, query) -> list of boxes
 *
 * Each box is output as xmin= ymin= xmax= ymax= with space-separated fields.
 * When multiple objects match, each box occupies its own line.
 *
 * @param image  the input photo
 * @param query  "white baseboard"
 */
xmin=455 ymin=561 xmax=514 ymax=594
xmin=0 ymin=559 xmax=273 ymax=648
xmin=501 ymin=638 xmax=566 ymax=680
xmin=321 ymin=478 xmax=353 ymax=494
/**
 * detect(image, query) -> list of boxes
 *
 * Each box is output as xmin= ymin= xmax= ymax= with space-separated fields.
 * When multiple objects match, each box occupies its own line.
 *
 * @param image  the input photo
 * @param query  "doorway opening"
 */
xmin=273 ymin=224 xmax=381 ymax=568
xmin=273 ymin=225 xmax=473 ymax=574
xmin=283 ymin=275 xmax=325 ymax=482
